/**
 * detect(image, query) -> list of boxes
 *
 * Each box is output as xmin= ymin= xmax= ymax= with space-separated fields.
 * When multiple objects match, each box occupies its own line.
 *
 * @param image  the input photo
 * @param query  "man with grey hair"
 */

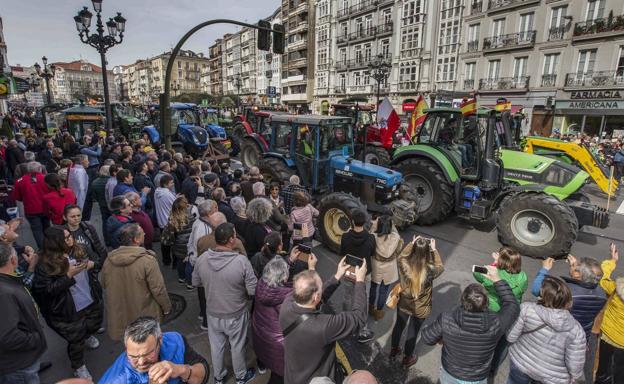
xmin=531 ymin=254 xmax=607 ymax=382
xmin=241 ymin=166 xmax=263 ymax=203
xmin=13 ymin=151 xmax=36 ymax=179
xmin=12 ymin=159 xmax=49 ymax=249
xmin=68 ymin=154 xmax=90 ymax=211
xmin=282 ymin=174 xmax=308 ymax=214
xmin=100 ymin=316 xmax=208 ymax=383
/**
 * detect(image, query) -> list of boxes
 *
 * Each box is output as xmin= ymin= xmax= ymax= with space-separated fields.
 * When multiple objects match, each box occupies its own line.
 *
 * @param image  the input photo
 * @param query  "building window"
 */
xmin=340 ymin=22 xmax=348 ymax=37
xmin=513 ymin=57 xmax=528 ymax=79
xmin=518 ymin=13 xmax=534 ymax=41
xmin=467 ymin=24 xmax=480 ymax=51
xmin=488 ymin=60 xmax=501 ymax=79
xmin=399 ymin=62 xmax=418 ymax=90
xmin=401 ymin=26 xmax=420 ymax=51
xmin=380 ymin=39 xmax=390 ymax=58
xmin=549 ymin=6 xmax=567 ymax=40
xmin=382 ymin=8 xmax=392 ymax=25
xmin=616 ymin=46 xmax=624 ymax=76
xmin=363 ymin=43 xmax=372 ymax=62
xmin=436 ymin=57 xmax=456 ymax=82
xmin=465 ymin=63 xmax=476 ymax=80
xmin=585 ymin=0 xmax=604 ymax=21
xmin=318 ymin=0 xmax=329 ymax=17
xmin=576 ymin=49 xmax=597 ymax=75
xmin=402 ymin=0 xmax=423 ymax=26
xmin=543 ymin=53 xmax=560 ymax=75
xmin=339 ymin=74 xmax=346 ymax=89
xmin=339 ymin=48 xmax=347 ymax=64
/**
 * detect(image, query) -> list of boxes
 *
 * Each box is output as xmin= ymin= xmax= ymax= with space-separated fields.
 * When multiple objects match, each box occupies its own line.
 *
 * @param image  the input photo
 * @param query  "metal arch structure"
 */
xmin=161 ymin=19 xmax=279 ymax=149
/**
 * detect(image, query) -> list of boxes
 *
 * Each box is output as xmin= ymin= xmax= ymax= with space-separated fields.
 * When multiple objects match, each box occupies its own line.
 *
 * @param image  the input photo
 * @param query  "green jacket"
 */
xmin=473 ymin=268 xmax=528 ymax=312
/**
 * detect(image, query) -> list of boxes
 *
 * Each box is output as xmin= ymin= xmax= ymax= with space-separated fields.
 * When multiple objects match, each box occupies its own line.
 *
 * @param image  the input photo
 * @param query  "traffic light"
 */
xmin=272 ymin=23 xmax=285 ymax=54
xmin=257 ymin=20 xmax=271 ymax=51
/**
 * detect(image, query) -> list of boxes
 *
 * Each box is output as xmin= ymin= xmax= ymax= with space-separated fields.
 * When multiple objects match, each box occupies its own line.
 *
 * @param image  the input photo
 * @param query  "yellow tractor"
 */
xmin=523 ymin=136 xmax=618 ymax=196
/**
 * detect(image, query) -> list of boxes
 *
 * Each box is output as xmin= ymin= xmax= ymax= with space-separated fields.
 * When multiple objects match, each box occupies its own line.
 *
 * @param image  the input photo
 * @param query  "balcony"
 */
xmin=287 ymin=38 xmax=307 ymax=51
xmin=483 ymin=31 xmax=536 ymax=52
xmin=288 ymin=21 xmax=308 ymax=34
xmin=547 ymin=25 xmax=566 ymax=41
xmin=400 ymin=48 xmax=423 ymax=59
xmin=337 ymin=0 xmax=379 ymax=19
xmin=564 ymin=71 xmax=624 ymax=88
xmin=335 ymin=86 xmax=347 ymax=94
xmin=336 ymin=23 xmax=393 ymax=46
xmin=467 ymin=40 xmax=479 ymax=53
xmin=290 ymin=1 xmax=308 ymax=16
xmin=541 ymin=74 xmax=557 ymax=87
xmin=288 ymin=57 xmax=308 ymax=68
xmin=335 ymin=53 xmax=392 ymax=72
xmin=348 ymin=85 xmax=370 ymax=94
xmin=479 ymin=76 xmax=530 ymax=91
xmin=572 ymin=15 xmax=624 ymax=42
xmin=464 ymin=79 xmax=475 ymax=89
xmin=470 ymin=1 xmax=483 ymax=15
xmin=487 ymin=0 xmax=540 ymax=14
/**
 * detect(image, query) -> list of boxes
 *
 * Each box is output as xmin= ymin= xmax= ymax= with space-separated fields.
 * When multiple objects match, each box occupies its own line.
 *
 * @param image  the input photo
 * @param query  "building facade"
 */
xmin=209 ymin=38 xmax=225 ymax=96
xmin=282 ymin=0 xmax=316 ymax=112
xmin=459 ymin=0 xmax=624 ymax=137
xmin=50 ymin=60 xmax=116 ymax=103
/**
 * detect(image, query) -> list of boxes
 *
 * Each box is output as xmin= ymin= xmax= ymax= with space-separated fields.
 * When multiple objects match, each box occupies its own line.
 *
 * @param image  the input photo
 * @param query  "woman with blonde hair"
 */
xmin=162 ymin=196 xmax=197 ymax=288
xmin=390 ymin=235 xmax=444 ymax=368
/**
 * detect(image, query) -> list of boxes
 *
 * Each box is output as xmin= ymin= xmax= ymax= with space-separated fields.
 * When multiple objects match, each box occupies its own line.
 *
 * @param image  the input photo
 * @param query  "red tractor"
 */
xmin=332 ymin=103 xmax=399 ymax=166
xmin=231 ymin=107 xmax=288 ymax=168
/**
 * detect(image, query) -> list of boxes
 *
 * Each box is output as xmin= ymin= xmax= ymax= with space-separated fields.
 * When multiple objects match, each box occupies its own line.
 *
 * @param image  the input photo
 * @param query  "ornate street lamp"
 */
xmin=34 ymin=56 xmax=56 ymax=105
xmin=73 ymin=0 xmax=126 ymax=132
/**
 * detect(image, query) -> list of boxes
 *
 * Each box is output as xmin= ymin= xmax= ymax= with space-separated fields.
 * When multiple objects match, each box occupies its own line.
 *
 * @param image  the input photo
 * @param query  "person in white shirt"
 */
xmin=68 ymin=154 xmax=89 ymax=210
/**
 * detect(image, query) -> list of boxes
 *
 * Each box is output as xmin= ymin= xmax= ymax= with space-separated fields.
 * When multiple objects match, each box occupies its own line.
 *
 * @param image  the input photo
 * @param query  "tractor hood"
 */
xmin=331 ymin=155 xmax=403 ymax=188
xmin=500 ymin=149 xmax=589 ymax=200
xmin=205 ymin=123 xmax=227 ymax=139
xmin=178 ymin=124 xmax=209 ymax=146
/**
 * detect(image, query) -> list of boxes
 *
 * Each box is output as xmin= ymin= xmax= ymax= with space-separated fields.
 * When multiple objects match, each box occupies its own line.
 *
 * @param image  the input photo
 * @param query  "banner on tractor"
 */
xmin=407 ymin=95 xmax=427 ymax=139
xmin=377 ymin=97 xmax=401 ymax=147
xmin=460 ymin=97 xmax=477 ymax=116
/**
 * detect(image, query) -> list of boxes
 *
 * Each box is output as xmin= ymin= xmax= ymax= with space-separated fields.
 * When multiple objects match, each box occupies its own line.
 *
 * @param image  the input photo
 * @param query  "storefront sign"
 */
xmin=556 ymin=100 xmax=624 ymax=110
xmin=570 ymin=90 xmax=623 ymax=100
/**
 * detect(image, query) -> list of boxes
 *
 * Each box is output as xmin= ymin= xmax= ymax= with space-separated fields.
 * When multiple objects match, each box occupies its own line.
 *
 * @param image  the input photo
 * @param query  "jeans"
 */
xmin=176 ymin=258 xmax=187 ymax=281
xmin=390 ymin=310 xmax=424 ymax=357
xmin=439 ymin=366 xmax=487 ymax=384
xmin=185 ymin=262 xmax=193 ymax=286
xmin=25 ymin=214 xmax=50 ymax=250
xmin=490 ymin=336 xmax=509 ymax=377
xmin=506 ymin=360 xmax=539 ymax=384
xmin=595 ymin=338 xmax=624 ymax=384
xmin=369 ymin=280 xmax=396 ymax=310
xmin=0 ymin=359 xmax=40 ymax=384
xmin=161 ymin=243 xmax=172 ymax=266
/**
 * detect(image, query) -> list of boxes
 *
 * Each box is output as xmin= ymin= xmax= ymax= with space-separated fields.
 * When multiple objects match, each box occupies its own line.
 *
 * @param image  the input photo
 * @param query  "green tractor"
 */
xmin=111 ymin=103 xmax=144 ymax=141
xmin=391 ymin=108 xmax=609 ymax=258
xmin=257 ymin=114 xmax=418 ymax=252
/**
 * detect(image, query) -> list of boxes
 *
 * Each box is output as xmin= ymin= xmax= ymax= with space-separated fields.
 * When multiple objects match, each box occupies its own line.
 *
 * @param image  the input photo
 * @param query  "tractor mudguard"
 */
xmin=246 ymin=133 xmax=269 ymax=152
xmin=492 ymin=185 xmax=546 ymax=212
xmin=391 ymin=145 xmax=460 ymax=183
xmin=263 ymin=152 xmax=295 ymax=168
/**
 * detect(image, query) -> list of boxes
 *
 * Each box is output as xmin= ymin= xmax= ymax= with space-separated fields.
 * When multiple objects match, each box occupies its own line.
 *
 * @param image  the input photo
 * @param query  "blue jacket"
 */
xmin=113 ymin=182 xmax=138 ymax=197
xmin=80 ymin=144 xmax=102 ymax=167
xmin=106 ymin=214 xmax=135 ymax=249
xmin=532 ymin=268 xmax=607 ymax=337
xmin=99 ymin=332 xmax=185 ymax=384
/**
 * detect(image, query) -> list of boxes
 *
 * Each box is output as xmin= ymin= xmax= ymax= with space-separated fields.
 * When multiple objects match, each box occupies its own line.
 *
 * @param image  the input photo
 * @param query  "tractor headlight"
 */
xmin=193 ymin=136 xmax=201 ymax=145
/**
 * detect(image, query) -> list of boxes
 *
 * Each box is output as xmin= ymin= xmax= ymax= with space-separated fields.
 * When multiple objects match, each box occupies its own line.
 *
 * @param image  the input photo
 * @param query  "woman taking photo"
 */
xmin=506 ymin=276 xmax=586 ymax=384
xmin=162 ymin=196 xmax=196 ymax=288
xmin=42 ymin=173 xmax=77 ymax=225
xmin=32 ymin=226 xmax=103 ymax=380
xmin=369 ymin=215 xmax=404 ymax=321
xmin=390 ymin=235 xmax=444 ymax=368
xmin=288 ymin=191 xmax=318 ymax=247
xmin=63 ymin=205 xmax=108 ymax=268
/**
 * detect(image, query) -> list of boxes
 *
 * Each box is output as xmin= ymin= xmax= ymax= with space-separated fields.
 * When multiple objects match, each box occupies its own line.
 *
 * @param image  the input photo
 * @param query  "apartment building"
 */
xmin=113 ymin=65 xmax=129 ymax=101
xmin=223 ymin=30 xmax=259 ymax=103
xmin=52 ymin=60 xmax=117 ymax=102
xmin=459 ymin=0 xmax=624 ymax=137
xmin=256 ymin=8 xmax=283 ymax=105
xmin=282 ymin=0 xmax=316 ymax=112
xmin=208 ymin=38 xmax=225 ymax=96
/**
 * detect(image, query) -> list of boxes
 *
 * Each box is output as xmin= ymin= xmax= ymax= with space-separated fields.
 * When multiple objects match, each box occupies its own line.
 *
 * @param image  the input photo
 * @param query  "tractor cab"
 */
xmin=198 ymin=108 xmax=231 ymax=150
xmin=111 ymin=103 xmax=143 ymax=140
xmin=143 ymin=103 xmax=210 ymax=154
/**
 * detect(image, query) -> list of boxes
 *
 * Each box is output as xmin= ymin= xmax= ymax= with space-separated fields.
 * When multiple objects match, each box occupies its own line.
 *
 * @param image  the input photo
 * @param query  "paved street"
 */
xmin=13 ymin=183 xmax=621 ymax=384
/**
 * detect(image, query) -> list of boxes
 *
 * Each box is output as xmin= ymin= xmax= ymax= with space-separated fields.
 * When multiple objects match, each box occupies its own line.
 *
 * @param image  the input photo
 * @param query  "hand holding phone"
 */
xmin=345 ymin=254 xmax=363 ymax=268
xmin=472 ymin=265 xmax=488 ymax=274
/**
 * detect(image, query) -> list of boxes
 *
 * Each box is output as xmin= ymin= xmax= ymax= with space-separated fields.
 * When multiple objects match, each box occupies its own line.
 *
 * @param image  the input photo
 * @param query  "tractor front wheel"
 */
xmin=241 ymin=139 xmax=262 ymax=169
xmin=318 ymin=192 xmax=368 ymax=253
xmin=496 ymin=193 xmax=578 ymax=258
xmin=258 ymin=157 xmax=295 ymax=185
xmin=363 ymin=145 xmax=392 ymax=166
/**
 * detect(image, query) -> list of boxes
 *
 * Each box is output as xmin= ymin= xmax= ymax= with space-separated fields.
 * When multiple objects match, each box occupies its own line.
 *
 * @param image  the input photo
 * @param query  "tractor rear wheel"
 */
xmin=395 ymin=158 xmax=454 ymax=225
xmin=259 ymin=157 xmax=294 ymax=185
xmin=241 ymin=139 xmax=262 ymax=169
xmin=496 ymin=192 xmax=578 ymax=258
xmin=229 ymin=123 xmax=246 ymax=157
xmin=318 ymin=192 xmax=368 ymax=253
xmin=363 ymin=145 xmax=391 ymax=166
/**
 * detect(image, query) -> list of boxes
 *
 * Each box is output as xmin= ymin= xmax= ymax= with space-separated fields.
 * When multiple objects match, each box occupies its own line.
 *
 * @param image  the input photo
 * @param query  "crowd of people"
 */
xmin=0 ymin=115 xmax=622 ymax=384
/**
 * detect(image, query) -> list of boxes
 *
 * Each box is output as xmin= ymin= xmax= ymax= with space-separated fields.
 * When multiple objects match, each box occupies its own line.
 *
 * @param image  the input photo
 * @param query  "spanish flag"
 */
xmin=408 ymin=95 xmax=428 ymax=139
xmin=495 ymin=100 xmax=512 ymax=112
xmin=460 ymin=97 xmax=477 ymax=116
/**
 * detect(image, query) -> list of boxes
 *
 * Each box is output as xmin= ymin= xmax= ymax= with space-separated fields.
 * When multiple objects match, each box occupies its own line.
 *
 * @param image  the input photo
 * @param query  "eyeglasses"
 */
xmin=127 ymin=339 xmax=160 ymax=362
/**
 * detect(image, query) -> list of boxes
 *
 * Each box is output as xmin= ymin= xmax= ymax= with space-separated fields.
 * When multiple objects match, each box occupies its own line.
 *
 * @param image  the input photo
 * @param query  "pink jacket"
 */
xmin=288 ymin=204 xmax=319 ymax=240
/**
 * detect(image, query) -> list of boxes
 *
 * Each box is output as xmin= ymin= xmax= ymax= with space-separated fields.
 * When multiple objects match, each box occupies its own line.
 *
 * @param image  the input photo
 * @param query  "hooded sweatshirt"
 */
xmin=474 ymin=268 xmax=528 ymax=312
xmin=101 ymin=246 xmax=172 ymax=340
xmin=339 ymin=229 xmax=376 ymax=275
xmin=192 ymin=248 xmax=257 ymax=319
xmin=507 ymin=302 xmax=586 ymax=384
xmin=154 ymin=186 xmax=176 ymax=228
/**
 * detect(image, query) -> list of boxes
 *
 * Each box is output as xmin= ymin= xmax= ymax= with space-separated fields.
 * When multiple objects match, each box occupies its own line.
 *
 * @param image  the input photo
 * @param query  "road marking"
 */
xmin=617 ymin=199 xmax=624 ymax=215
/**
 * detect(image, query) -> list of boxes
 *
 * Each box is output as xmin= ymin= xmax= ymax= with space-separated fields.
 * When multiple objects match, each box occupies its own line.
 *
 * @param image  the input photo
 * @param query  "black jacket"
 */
xmin=218 ymin=200 xmax=236 ymax=223
xmin=133 ymin=173 xmax=156 ymax=210
xmin=180 ymin=177 xmax=199 ymax=204
xmin=562 ymin=276 xmax=608 ymax=338
xmin=65 ymin=221 xmax=107 ymax=269
xmin=32 ymin=264 xmax=103 ymax=323
xmin=421 ymin=280 xmax=520 ymax=382
xmin=339 ymin=230 xmax=376 ymax=275
xmin=0 ymin=273 xmax=47 ymax=375
xmin=280 ymin=277 xmax=366 ymax=384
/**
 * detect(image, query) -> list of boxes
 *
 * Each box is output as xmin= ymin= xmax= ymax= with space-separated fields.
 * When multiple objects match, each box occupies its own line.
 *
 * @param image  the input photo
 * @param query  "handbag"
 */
xmin=386 ymin=283 xmax=403 ymax=309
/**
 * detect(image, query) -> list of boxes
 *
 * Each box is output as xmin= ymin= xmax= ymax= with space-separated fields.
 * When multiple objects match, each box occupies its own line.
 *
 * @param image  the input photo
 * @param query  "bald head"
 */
xmin=343 ymin=370 xmax=378 ymax=384
xmin=293 ymin=270 xmax=322 ymax=306
xmin=208 ymin=211 xmax=227 ymax=228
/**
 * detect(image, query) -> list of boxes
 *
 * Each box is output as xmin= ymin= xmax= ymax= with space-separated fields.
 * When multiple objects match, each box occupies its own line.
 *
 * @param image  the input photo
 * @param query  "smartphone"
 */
xmin=346 ymin=254 xmax=363 ymax=268
xmin=472 ymin=265 xmax=488 ymax=274
xmin=293 ymin=223 xmax=303 ymax=230
xmin=298 ymin=243 xmax=312 ymax=254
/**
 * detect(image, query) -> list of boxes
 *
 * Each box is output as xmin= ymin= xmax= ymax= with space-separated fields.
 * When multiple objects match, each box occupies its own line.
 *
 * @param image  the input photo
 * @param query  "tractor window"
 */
xmin=274 ymin=123 xmax=292 ymax=153
xmin=321 ymin=123 xmax=352 ymax=155
xmin=359 ymin=111 xmax=374 ymax=127
xmin=175 ymin=110 xmax=195 ymax=126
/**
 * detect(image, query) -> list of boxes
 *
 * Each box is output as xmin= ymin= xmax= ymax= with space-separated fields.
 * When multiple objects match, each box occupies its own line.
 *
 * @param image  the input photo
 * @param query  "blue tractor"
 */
xmin=257 ymin=114 xmax=418 ymax=252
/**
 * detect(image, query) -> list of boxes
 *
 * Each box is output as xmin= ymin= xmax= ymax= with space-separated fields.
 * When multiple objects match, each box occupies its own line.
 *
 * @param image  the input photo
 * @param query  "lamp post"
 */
xmin=234 ymin=75 xmax=242 ymax=112
xmin=73 ymin=0 xmax=126 ymax=133
xmin=363 ymin=53 xmax=391 ymax=163
xmin=34 ymin=56 xmax=56 ymax=105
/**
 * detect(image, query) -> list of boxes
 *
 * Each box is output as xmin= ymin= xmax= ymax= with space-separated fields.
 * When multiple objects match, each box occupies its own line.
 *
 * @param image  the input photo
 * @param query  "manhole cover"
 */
xmin=163 ymin=293 xmax=186 ymax=324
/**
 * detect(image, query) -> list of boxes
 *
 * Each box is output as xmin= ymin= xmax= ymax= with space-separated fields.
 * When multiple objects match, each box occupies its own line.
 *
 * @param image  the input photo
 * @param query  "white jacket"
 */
xmin=187 ymin=218 xmax=212 ymax=266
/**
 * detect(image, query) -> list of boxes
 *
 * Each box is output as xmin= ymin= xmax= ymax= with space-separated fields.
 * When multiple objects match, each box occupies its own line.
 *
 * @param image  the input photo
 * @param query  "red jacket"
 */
xmin=42 ymin=189 xmax=77 ymax=225
xmin=12 ymin=172 xmax=49 ymax=215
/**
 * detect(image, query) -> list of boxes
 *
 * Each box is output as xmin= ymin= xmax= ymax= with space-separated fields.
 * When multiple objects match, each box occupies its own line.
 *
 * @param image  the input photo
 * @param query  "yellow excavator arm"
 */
xmin=524 ymin=137 xmax=618 ymax=197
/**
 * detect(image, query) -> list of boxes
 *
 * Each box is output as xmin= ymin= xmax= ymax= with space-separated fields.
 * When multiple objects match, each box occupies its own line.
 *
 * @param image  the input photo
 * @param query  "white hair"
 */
xmin=252 ymin=181 xmax=265 ymax=196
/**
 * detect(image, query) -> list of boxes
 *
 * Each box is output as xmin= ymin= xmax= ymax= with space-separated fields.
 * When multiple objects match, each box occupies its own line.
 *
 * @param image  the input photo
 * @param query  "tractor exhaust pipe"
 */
xmin=481 ymin=110 xmax=501 ymax=191
xmin=500 ymin=111 xmax=515 ymax=148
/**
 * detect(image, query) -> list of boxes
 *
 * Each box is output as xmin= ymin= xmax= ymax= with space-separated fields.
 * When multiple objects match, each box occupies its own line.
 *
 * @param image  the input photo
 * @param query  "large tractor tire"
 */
xmin=240 ymin=139 xmax=262 ymax=169
xmin=258 ymin=157 xmax=295 ymax=185
xmin=395 ymin=158 xmax=454 ymax=225
xmin=363 ymin=145 xmax=392 ymax=166
xmin=318 ymin=192 xmax=368 ymax=253
xmin=496 ymin=192 xmax=578 ymax=258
